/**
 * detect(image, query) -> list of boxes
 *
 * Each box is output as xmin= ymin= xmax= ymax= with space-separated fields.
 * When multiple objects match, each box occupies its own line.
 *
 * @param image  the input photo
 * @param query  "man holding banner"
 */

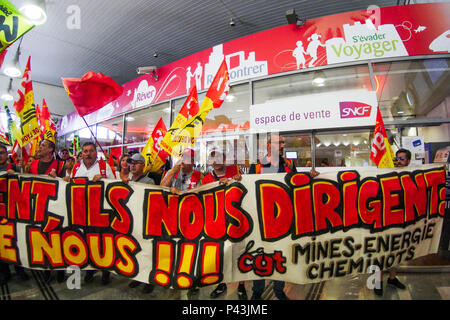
xmin=0 ymin=144 xmax=30 ymax=285
xmin=373 ymin=148 xmax=411 ymax=296
xmin=249 ymin=133 xmax=319 ymax=300
xmin=202 ymin=149 xmax=248 ymax=300
xmin=160 ymin=148 xmax=202 ymax=195
xmin=28 ymin=138 xmax=66 ymax=283
xmin=66 ymin=141 xmax=115 ymax=285
xmin=122 ymin=153 xmax=156 ymax=293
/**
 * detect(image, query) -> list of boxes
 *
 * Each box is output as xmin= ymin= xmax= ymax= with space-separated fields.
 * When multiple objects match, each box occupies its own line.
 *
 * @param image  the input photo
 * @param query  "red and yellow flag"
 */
xmin=161 ymin=59 xmax=230 ymax=157
xmin=370 ymin=108 xmax=394 ymax=168
xmin=11 ymin=139 xmax=32 ymax=166
xmin=35 ymin=103 xmax=43 ymax=133
xmin=141 ymin=118 xmax=169 ymax=173
xmin=41 ymin=99 xmax=56 ymax=143
xmin=160 ymin=85 xmax=199 ymax=156
xmin=14 ymin=56 xmax=41 ymax=147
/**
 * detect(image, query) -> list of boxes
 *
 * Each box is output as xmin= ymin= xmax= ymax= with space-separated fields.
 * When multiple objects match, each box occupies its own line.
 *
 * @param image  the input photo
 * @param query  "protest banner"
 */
xmin=0 ymin=165 xmax=446 ymax=288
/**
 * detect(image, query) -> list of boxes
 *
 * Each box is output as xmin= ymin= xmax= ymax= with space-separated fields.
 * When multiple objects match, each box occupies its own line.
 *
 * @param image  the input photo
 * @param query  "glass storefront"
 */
xmin=97 ymin=116 xmax=124 ymax=148
xmin=57 ymin=57 xmax=450 ymax=168
xmin=125 ymin=102 xmax=171 ymax=146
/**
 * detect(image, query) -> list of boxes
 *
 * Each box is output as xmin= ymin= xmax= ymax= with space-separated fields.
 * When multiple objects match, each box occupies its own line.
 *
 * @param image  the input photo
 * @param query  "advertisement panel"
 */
xmin=250 ymin=90 xmax=378 ymax=132
xmin=58 ymin=3 xmax=450 ymax=134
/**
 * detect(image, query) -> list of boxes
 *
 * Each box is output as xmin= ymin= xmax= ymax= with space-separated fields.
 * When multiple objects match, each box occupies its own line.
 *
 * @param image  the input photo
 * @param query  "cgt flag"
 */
xmin=62 ymin=72 xmax=124 ymax=117
xmin=41 ymin=98 xmax=56 ymax=143
xmin=0 ymin=0 xmax=35 ymax=53
xmin=14 ymin=56 xmax=41 ymax=147
xmin=141 ymin=117 xmax=169 ymax=173
xmin=162 ymin=59 xmax=230 ymax=157
xmin=370 ymin=108 xmax=395 ymax=168
xmin=160 ymin=85 xmax=199 ymax=157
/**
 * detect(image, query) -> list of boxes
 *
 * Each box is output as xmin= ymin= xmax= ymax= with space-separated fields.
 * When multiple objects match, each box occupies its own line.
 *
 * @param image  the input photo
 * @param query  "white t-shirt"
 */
xmin=73 ymin=160 xmax=115 ymax=179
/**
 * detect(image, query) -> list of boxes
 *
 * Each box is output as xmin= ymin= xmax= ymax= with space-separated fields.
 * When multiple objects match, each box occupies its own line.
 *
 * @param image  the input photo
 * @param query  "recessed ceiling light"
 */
xmin=20 ymin=0 xmax=47 ymax=25
xmin=236 ymin=109 xmax=244 ymax=112
xmin=226 ymin=95 xmax=236 ymax=102
xmin=126 ymin=116 xmax=135 ymax=121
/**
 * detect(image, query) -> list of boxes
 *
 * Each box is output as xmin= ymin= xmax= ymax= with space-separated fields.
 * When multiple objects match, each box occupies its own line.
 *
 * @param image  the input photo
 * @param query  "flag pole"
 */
xmin=80 ymin=116 xmax=108 ymax=157
xmin=147 ymin=149 xmax=162 ymax=172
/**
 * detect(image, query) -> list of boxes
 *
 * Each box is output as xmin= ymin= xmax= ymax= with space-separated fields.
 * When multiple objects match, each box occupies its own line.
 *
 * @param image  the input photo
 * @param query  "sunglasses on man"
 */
xmin=394 ymin=156 xmax=406 ymax=161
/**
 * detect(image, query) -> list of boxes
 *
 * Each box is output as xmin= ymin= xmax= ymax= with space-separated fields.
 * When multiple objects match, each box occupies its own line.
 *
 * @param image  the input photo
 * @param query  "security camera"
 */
xmin=230 ymin=18 xmax=235 ymax=27
xmin=136 ymin=66 xmax=157 ymax=74
xmin=153 ymin=51 xmax=158 ymax=58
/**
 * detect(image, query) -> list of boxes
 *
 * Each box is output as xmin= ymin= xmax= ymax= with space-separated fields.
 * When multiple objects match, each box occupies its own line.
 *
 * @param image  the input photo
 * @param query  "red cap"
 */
xmin=182 ymin=148 xmax=195 ymax=158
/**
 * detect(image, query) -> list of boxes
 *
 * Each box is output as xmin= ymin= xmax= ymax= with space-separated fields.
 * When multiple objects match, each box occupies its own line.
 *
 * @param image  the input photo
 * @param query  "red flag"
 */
xmin=11 ymin=140 xmax=31 ymax=166
xmin=370 ymin=108 xmax=395 ymax=168
xmin=108 ymin=147 xmax=122 ymax=178
xmin=151 ymin=118 xmax=169 ymax=161
xmin=61 ymin=72 xmax=124 ymax=117
xmin=41 ymin=99 xmax=56 ymax=131
xmin=35 ymin=103 xmax=44 ymax=133
xmin=179 ymin=85 xmax=199 ymax=120
xmin=11 ymin=140 xmax=19 ymax=164
xmin=205 ymin=59 xmax=230 ymax=109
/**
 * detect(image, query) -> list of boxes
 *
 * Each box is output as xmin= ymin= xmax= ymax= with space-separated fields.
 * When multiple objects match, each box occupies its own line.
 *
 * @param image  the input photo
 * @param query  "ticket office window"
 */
xmin=252 ymin=65 xmax=372 ymax=168
xmin=373 ymin=58 xmax=450 ymax=121
xmin=97 ymin=116 xmax=124 ymax=148
xmin=253 ymin=133 xmax=312 ymax=168
xmin=253 ymin=64 xmax=372 ymax=105
xmin=124 ymin=102 xmax=171 ymax=145
xmin=315 ymin=131 xmax=375 ymax=167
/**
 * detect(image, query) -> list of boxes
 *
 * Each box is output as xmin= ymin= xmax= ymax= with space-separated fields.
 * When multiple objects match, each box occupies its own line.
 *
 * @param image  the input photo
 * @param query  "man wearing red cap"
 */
xmin=160 ymin=148 xmax=202 ymax=194
xmin=202 ymin=150 xmax=248 ymax=300
xmin=28 ymin=139 xmax=66 ymax=283
xmin=64 ymin=141 xmax=115 ymax=285
xmin=160 ymin=148 xmax=202 ymax=298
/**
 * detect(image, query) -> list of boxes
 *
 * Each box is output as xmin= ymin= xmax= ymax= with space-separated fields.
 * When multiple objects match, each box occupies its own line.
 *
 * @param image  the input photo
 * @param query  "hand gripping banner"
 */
xmin=0 ymin=164 xmax=446 ymax=288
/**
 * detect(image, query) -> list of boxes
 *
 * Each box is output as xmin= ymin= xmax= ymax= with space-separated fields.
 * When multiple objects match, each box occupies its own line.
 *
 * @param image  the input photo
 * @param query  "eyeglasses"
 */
xmin=394 ymin=156 xmax=406 ymax=161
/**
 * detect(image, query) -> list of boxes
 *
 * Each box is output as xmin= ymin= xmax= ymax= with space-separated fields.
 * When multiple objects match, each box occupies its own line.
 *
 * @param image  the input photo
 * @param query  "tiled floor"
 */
xmin=1 ymin=269 xmax=449 ymax=300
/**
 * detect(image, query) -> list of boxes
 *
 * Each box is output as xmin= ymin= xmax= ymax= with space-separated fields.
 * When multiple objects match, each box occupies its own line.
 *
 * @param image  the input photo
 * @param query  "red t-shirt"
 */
xmin=201 ymin=165 xmax=240 ymax=185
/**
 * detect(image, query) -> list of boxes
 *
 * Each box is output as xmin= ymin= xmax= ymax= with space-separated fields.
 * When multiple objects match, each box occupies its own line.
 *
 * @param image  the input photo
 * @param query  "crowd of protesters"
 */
xmin=0 ymin=137 xmax=410 ymax=299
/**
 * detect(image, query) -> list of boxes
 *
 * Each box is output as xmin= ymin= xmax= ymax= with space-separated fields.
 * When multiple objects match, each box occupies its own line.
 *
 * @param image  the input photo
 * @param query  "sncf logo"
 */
xmin=339 ymin=102 xmax=372 ymax=118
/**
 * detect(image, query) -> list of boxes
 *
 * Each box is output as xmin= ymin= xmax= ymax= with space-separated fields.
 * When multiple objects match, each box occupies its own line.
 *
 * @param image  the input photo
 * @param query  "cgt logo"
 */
xmin=339 ymin=102 xmax=372 ymax=118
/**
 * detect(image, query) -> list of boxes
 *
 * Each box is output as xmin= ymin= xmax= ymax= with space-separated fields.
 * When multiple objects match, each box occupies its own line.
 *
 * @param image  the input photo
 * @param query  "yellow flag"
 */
xmin=166 ymin=98 xmax=215 ymax=157
xmin=14 ymin=56 xmax=41 ymax=147
xmin=0 ymin=0 xmax=35 ymax=52
xmin=141 ymin=118 xmax=169 ymax=173
xmin=160 ymin=86 xmax=199 ymax=157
